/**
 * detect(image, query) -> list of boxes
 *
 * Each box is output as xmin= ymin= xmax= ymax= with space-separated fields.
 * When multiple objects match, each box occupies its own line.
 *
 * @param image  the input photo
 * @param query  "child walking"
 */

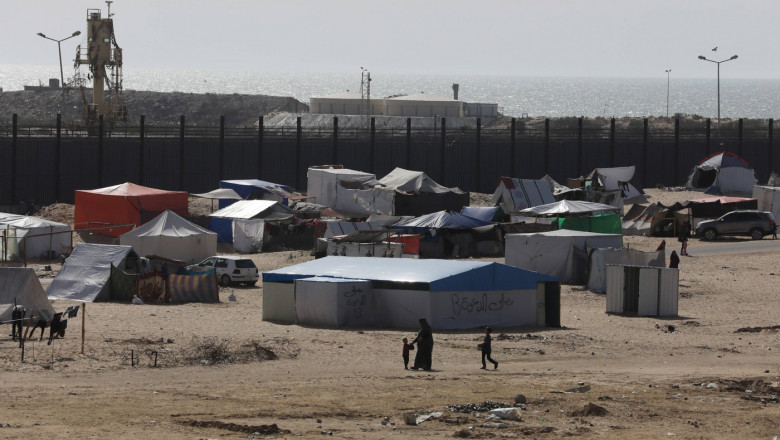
xmin=402 ymin=337 xmax=414 ymax=369
xmin=478 ymin=327 xmax=499 ymax=370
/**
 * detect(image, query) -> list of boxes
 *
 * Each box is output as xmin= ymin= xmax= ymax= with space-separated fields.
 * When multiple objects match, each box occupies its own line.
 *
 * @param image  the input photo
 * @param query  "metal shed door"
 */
xmin=638 ymin=267 xmax=659 ymax=316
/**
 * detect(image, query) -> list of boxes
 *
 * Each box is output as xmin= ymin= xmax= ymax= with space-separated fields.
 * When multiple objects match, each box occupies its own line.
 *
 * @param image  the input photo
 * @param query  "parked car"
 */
xmin=695 ymin=210 xmax=776 ymax=241
xmin=190 ymin=256 xmax=259 ymax=286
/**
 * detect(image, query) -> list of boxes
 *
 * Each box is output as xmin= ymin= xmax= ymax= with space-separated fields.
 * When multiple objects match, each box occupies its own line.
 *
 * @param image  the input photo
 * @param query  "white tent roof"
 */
xmin=491 ymin=177 xmax=556 ymax=213
xmin=190 ymin=188 xmax=242 ymax=200
xmin=119 ymin=210 xmax=217 ymax=263
xmin=0 ymin=213 xmax=71 ymax=259
xmin=518 ymin=200 xmax=620 ymax=216
xmin=209 ymin=200 xmax=279 ymax=219
xmin=0 ymin=268 xmax=55 ymax=323
xmin=377 ymin=167 xmax=462 ymax=194
xmin=47 ymin=244 xmax=136 ymax=302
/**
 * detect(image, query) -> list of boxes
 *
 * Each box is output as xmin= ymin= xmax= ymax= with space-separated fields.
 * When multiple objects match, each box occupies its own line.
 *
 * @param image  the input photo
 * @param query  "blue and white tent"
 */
xmin=218 ymin=179 xmax=294 ymax=208
xmin=262 ymin=256 xmax=559 ymax=329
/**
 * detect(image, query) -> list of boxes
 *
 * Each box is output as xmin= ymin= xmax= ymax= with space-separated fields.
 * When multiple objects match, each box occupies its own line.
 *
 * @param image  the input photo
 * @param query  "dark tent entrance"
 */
xmin=688 ymin=168 xmax=717 ymax=189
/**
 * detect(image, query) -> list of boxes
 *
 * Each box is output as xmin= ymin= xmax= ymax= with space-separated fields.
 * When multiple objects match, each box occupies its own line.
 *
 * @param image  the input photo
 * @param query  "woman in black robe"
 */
xmin=410 ymin=318 xmax=434 ymax=370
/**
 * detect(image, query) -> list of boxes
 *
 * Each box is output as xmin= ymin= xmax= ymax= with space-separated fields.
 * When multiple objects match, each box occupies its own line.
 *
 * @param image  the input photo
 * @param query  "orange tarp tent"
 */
xmin=75 ymin=182 xmax=189 ymax=237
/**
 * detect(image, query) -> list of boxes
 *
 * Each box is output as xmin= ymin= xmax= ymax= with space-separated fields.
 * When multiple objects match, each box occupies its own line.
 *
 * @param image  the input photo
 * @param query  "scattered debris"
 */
xmin=735 ymin=325 xmax=780 ymax=333
xmin=569 ymin=403 xmax=608 ymax=417
xmin=448 ymin=401 xmax=511 ymax=413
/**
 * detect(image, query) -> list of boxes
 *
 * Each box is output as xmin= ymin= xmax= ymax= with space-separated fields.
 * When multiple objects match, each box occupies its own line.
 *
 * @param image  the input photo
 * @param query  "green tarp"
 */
xmin=110 ymin=264 xmax=137 ymax=302
xmin=555 ymin=213 xmax=622 ymax=234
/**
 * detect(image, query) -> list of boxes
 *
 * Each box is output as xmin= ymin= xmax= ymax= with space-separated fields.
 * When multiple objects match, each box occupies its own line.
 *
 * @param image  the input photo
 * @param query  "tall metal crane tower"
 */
xmin=75 ymin=1 xmax=126 ymax=127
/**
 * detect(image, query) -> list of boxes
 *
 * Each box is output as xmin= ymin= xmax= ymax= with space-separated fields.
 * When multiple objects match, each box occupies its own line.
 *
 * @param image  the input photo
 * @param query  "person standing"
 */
xmin=401 ymin=337 xmax=414 ymax=370
xmin=478 ymin=327 xmax=499 ymax=370
xmin=411 ymin=318 xmax=434 ymax=371
xmin=679 ymin=221 xmax=691 ymax=256
xmin=771 ymin=219 xmax=778 ymax=240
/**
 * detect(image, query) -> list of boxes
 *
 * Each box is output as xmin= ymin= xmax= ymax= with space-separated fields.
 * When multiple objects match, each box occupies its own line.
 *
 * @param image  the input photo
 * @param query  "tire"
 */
xmin=749 ymin=228 xmax=764 ymax=240
xmin=703 ymin=229 xmax=717 ymax=241
xmin=220 ymin=274 xmax=232 ymax=286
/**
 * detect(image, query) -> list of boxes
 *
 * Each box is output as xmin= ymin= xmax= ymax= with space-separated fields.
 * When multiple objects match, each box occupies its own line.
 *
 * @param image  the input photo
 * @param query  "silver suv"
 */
xmin=695 ymin=210 xmax=776 ymax=241
xmin=190 ymin=256 xmax=259 ymax=286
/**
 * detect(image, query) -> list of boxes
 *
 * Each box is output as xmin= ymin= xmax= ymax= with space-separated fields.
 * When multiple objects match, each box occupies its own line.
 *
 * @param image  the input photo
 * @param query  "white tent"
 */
xmin=209 ymin=200 xmax=292 ymax=244
xmin=491 ymin=177 xmax=556 ymax=214
xmin=263 ymin=256 xmax=560 ymax=329
xmin=119 ymin=210 xmax=217 ymax=263
xmin=517 ymin=200 xmax=620 ymax=217
xmin=377 ymin=167 xmax=462 ymax=195
xmin=306 ymin=167 xmax=378 ymax=211
xmin=0 ymin=268 xmax=56 ymax=324
xmin=47 ymin=244 xmax=137 ymax=302
xmin=686 ymin=151 xmax=757 ymax=195
xmin=752 ymin=185 xmax=780 ymax=222
xmin=587 ymin=247 xmax=665 ymax=292
xmin=505 ymin=229 xmax=624 ymax=284
xmin=0 ymin=213 xmax=71 ymax=260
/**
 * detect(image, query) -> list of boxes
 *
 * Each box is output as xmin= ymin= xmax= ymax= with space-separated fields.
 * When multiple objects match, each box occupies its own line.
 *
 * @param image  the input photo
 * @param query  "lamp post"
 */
xmin=36 ymin=30 xmax=81 ymax=89
xmin=697 ymin=54 xmax=738 ymax=124
xmin=665 ymin=69 xmax=671 ymax=117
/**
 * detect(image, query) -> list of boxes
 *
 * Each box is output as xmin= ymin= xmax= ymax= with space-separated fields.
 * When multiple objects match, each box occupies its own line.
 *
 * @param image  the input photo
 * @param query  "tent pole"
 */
xmin=81 ymin=303 xmax=85 ymax=355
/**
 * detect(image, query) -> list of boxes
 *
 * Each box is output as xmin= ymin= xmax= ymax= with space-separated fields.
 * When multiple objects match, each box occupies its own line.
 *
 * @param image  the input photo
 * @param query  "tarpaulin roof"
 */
xmin=191 ymin=188 xmax=242 ymax=200
xmin=47 ymin=244 xmax=137 ymax=302
xmin=119 ymin=210 xmax=217 ymax=263
xmin=78 ymin=182 xmax=185 ymax=197
xmin=263 ymin=256 xmax=557 ymax=291
xmin=209 ymin=200 xmax=292 ymax=221
xmin=0 ymin=267 xmax=56 ymax=323
xmin=393 ymin=210 xmax=493 ymax=229
xmin=377 ymin=167 xmax=464 ymax=194
xmin=460 ymin=206 xmax=500 ymax=222
xmin=518 ymin=200 xmax=620 ymax=216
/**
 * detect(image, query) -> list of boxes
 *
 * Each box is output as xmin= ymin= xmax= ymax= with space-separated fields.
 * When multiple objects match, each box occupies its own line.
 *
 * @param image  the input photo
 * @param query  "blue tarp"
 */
xmin=460 ymin=206 xmax=499 ymax=222
xmin=392 ymin=210 xmax=493 ymax=230
xmin=263 ymin=256 xmax=557 ymax=291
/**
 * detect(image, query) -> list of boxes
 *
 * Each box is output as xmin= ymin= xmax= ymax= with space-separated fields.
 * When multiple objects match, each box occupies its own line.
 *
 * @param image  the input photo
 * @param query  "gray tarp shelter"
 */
xmin=0 ymin=267 xmax=56 ymax=324
xmin=0 ymin=213 xmax=71 ymax=261
xmin=47 ymin=244 xmax=137 ymax=302
xmin=686 ymin=151 xmax=757 ymax=195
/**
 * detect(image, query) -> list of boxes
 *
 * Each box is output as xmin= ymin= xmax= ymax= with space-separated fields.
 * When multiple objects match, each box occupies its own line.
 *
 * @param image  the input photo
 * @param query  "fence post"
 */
xmin=510 ymin=117 xmax=516 ymax=178
xmin=544 ymin=118 xmax=550 ymax=175
xmin=769 ymin=119 xmax=774 ymax=177
xmin=609 ymin=118 xmax=616 ymax=167
xmin=139 ymin=115 xmax=145 ymax=185
xmin=476 ymin=118 xmax=482 ymax=192
xmin=406 ymin=118 xmax=412 ymax=169
xmin=11 ymin=114 xmax=17 ymax=205
xmin=577 ymin=117 xmax=583 ymax=177
xmin=674 ymin=118 xmax=680 ymax=186
xmin=179 ymin=115 xmax=185 ymax=190
xmin=705 ymin=118 xmax=711 ymax=154
xmin=258 ymin=115 xmax=264 ymax=177
xmin=738 ymin=118 xmax=743 ymax=158
xmin=440 ymin=117 xmax=447 ymax=183
xmin=296 ymin=116 xmax=302 ymax=190
xmin=98 ymin=115 xmax=104 ymax=187
xmin=642 ymin=118 xmax=649 ymax=188
xmin=56 ymin=113 xmax=61 ymax=201
xmin=370 ymin=117 xmax=376 ymax=173
xmin=219 ymin=115 xmax=225 ymax=181
xmin=332 ymin=116 xmax=338 ymax=164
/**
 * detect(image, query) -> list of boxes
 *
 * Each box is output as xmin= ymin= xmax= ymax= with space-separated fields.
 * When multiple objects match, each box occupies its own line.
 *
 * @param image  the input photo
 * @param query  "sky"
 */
xmin=3 ymin=0 xmax=779 ymax=79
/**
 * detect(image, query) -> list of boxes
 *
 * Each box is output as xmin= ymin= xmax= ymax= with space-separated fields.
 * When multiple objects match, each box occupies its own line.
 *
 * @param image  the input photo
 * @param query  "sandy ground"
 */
xmin=1 ymin=188 xmax=779 ymax=439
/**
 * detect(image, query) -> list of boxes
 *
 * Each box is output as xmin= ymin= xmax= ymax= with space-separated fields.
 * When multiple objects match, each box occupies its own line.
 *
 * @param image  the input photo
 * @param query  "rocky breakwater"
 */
xmin=0 ymin=88 xmax=308 ymax=126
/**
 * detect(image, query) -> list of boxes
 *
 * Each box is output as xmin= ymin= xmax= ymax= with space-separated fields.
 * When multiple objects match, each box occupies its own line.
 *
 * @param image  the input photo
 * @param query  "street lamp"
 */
xmin=697 ymin=54 xmax=738 ymax=124
xmin=36 ymin=30 xmax=81 ymax=89
xmin=665 ymin=69 xmax=672 ymax=117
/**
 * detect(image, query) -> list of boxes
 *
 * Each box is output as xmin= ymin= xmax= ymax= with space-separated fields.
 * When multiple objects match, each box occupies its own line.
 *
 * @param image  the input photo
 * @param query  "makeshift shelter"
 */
xmin=517 ymin=200 xmax=620 ymax=217
xmin=191 ymin=188 xmax=242 ymax=212
xmin=491 ymin=177 xmax=556 ymax=214
xmin=753 ymin=185 xmax=780 ymax=221
xmin=0 ymin=268 xmax=56 ymax=324
xmin=461 ymin=206 xmax=503 ymax=222
xmin=306 ymin=166 xmax=379 ymax=215
xmin=0 ymin=213 xmax=71 ymax=261
xmin=585 ymin=166 xmax=648 ymax=205
xmin=517 ymin=200 xmax=622 ymax=234
xmin=392 ymin=211 xmax=501 ymax=258
xmin=219 ymin=179 xmax=301 ymax=208
xmin=262 ymin=256 xmax=560 ymax=329
xmin=686 ymin=151 xmax=757 ymax=195
xmin=606 ymin=265 xmax=679 ymax=316
xmin=209 ymin=200 xmax=293 ymax=244
xmin=374 ymin=167 xmax=469 ymax=216
xmin=119 ymin=210 xmax=217 ymax=264
xmin=505 ymin=230 xmax=624 ymax=284
xmin=48 ymin=244 xmax=137 ymax=302
xmin=587 ymin=248 xmax=665 ymax=292
xmin=74 ymin=182 xmax=188 ymax=237
xmin=167 ymin=270 xmax=219 ymax=303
